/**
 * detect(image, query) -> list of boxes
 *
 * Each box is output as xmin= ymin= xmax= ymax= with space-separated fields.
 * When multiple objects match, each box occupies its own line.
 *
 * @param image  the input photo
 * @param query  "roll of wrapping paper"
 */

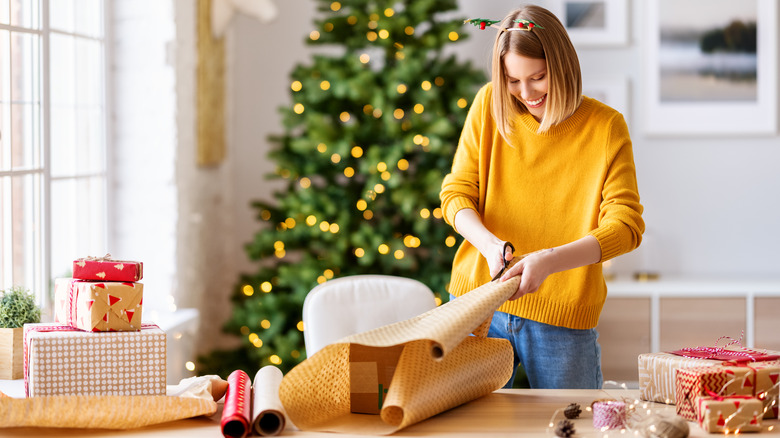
xmin=279 ymin=260 xmax=524 ymax=435
xmin=252 ymin=366 xmax=287 ymax=436
xmin=221 ymin=369 xmax=252 ymax=438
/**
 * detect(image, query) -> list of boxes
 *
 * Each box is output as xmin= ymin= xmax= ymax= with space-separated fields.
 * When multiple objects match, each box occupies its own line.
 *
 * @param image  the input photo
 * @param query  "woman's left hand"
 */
xmin=500 ymin=248 xmax=554 ymax=300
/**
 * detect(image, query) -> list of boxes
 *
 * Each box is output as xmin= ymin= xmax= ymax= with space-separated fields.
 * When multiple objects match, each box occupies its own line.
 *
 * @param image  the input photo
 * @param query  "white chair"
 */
xmin=302 ymin=275 xmax=437 ymax=357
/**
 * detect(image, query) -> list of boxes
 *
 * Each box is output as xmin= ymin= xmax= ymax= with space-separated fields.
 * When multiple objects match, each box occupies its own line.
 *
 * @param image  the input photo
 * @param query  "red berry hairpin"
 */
xmin=464 ymin=18 xmax=545 ymax=32
xmin=463 ymin=18 xmax=502 ymax=30
xmin=512 ymin=19 xmax=545 ymax=31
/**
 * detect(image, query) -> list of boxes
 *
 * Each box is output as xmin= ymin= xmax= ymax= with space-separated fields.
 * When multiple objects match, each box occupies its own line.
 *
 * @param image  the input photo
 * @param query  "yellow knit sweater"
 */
xmin=440 ymin=83 xmax=645 ymax=330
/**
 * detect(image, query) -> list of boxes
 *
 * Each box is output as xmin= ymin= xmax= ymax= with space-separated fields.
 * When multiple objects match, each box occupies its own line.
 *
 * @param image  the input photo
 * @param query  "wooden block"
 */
xmin=0 ymin=327 xmax=24 ymax=380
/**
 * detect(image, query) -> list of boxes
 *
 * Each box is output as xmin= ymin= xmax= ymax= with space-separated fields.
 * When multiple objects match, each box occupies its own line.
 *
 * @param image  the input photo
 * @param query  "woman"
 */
xmin=440 ymin=5 xmax=644 ymax=389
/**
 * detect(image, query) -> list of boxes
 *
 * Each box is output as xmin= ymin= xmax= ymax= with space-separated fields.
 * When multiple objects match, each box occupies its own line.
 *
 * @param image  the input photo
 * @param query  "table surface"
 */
xmin=1 ymin=381 xmax=778 ymax=437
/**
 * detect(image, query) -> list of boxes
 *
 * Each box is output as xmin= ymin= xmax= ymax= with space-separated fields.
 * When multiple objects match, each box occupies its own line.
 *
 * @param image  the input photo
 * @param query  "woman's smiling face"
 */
xmin=504 ymin=52 xmax=548 ymax=121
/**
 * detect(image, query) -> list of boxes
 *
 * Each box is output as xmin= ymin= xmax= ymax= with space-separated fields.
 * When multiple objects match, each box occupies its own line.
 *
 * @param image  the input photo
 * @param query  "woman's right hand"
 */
xmin=483 ymin=241 xmax=514 ymax=279
xmin=452 ymin=209 xmax=514 ymax=278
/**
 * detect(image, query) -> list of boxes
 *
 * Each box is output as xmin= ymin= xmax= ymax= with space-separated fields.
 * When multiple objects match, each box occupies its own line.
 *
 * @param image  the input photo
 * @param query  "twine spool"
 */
xmin=593 ymin=401 xmax=627 ymax=430
xmin=633 ymin=413 xmax=690 ymax=438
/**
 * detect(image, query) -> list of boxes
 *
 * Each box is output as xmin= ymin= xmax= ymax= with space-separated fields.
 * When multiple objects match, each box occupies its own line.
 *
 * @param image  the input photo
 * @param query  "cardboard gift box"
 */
xmin=638 ymin=350 xmax=780 ymax=405
xmin=24 ymin=323 xmax=166 ymax=397
xmin=676 ymin=363 xmax=780 ymax=421
xmin=349 ymin=344 xmax=405 ymax=414
xmin=676 ymin=366 xmax=754 ymax=420
xmin=73 ymin=257 xmax=143 ymax=282
xmin=697 ymin=396 xmax=763 ymax=433
xmin=639 ymin=352 xmax=724 ymax=404
xmin=54 ymin=278 xmax=143 ymax=332
xmin=747 ymin=361 xmax=780 ymax=419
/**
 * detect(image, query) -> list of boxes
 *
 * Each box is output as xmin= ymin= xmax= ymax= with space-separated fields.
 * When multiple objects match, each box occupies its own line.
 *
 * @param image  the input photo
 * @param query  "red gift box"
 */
xmin=73 ymin=255 xmax=143 ymax=282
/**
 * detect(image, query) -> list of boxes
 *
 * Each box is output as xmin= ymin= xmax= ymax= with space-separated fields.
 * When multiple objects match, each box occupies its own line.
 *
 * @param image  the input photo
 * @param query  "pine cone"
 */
xmin=555 ymin=419 xmax=576 ymax=437
xmin=564 ymin=402 xmax=582 ymax=419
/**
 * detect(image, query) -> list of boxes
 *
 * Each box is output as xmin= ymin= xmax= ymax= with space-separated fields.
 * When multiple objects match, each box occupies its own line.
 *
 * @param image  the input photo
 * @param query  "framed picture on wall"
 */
xmin=549 ymin=0 xmax=629 ymax=47
xmin=643 ymin=0 xmax=778 ymax=136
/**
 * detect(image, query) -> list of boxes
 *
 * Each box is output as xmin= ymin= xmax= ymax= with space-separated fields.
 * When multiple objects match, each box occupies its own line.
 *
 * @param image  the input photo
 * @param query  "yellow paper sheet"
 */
xmin=279 ymin=272 xmax=521 ymax=434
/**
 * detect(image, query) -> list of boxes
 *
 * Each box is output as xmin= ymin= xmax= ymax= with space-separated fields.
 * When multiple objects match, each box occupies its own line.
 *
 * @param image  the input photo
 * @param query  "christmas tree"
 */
xmin=199 ymin=0 xmax=486 ymax=376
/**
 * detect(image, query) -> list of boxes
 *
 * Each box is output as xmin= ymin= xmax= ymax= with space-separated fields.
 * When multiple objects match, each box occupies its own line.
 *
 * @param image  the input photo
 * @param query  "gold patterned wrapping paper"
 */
xmin=0 ymin=393 xmax=217 ymax=429
xmin=54 ymin=278 xmax=143 ymax=332
xmin=696 ymin=396 xmax=763 ymax=433
xmin=753 ymin=361 xmax=780 ymax=418
xmin=279 ymin=273 xmax=520 ymax=435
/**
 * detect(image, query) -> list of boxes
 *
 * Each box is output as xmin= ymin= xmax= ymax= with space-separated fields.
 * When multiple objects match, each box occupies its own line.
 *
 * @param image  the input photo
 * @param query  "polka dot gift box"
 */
xmin=54 ymin=278 xmax=143 ymax=332
xmin=23 ymin=323 xmax=166 ymax=397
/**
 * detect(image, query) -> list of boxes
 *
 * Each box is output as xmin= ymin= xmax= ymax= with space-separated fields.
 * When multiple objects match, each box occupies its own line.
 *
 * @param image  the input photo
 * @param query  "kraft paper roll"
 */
xmin=279 ymin=269 xmax=522 ymax=435
xmin=252 ymin=365 xmax=288 ymax=436
xmin=0 ymin=394 xmax=217 ymax=429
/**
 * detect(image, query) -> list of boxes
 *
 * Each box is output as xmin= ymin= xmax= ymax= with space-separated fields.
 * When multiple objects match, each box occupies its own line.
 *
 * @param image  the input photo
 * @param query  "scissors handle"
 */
xmin=491 ymin=241 xmax=515 ymax=281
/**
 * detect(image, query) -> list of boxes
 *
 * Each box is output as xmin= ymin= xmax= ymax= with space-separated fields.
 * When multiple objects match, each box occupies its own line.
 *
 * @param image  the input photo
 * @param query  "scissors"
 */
xmin=491 ymin=241 xmax=515 ymax=281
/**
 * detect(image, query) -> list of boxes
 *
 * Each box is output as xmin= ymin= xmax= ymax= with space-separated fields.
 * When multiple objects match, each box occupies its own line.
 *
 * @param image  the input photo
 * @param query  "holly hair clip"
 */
xmin=464 ymin=18 xmax=545 ymax=32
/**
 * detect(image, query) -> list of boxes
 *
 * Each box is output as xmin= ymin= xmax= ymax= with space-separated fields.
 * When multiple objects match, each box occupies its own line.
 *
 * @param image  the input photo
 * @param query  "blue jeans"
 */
xmin=487 ymin=310 xmax=603 ymax=389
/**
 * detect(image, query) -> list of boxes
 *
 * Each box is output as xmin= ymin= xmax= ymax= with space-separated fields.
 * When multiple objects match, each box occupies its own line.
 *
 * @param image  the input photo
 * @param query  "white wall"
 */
xmin=112 ymin=0 xmax=240 ymax=356
xmin=112 ymin=0 xmax=178 ymax=313
xmin=228 ymin=0 xmax=780 ymax=280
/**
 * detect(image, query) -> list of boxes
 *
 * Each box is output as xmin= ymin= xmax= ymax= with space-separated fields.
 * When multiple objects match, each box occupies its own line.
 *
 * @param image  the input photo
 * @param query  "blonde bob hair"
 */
xmin=491 ymin=5 xmax=582 ymax=135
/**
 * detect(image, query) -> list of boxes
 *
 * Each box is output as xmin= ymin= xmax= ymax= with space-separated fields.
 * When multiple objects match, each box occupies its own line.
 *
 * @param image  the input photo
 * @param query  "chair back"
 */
xmin=302 ymin=275 xmax=437 ymax=356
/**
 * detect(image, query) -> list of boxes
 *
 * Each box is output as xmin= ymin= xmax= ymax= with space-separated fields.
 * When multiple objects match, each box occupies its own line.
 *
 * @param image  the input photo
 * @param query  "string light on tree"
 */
xmin=199 ymin=0 xmax=484 ymax=377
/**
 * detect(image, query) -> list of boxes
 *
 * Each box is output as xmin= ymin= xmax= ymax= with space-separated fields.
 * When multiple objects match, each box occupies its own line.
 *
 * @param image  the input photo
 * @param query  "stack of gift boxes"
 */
xmin=23 ymin=257 xmax=166 ymax=397
xmin=638 ymin=349 xmax=780 ymax=433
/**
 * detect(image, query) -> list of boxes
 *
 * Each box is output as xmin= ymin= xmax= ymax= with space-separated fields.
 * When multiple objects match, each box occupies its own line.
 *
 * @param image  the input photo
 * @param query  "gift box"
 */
xmin=73 ymin=256 xmax=143 ymax=282
xmin=676 ymin=366 xmax=754 ymax=420
xmin=349 ymin=344 xmax=405 ymax=414
xmin=746 ymin=361 xmax=780 ymax=419
xmin=639 ymin=352 xmax=724 ymax=404
xmin=24 ymin=323 xmax=166 ymax=397
xmin=638 ymin=350 xmax=780 ymax=405
xmin=54 ymin=278 xmax=143 ymax=332
xmin=676 ymin=363 xmax=780 ymax=421
xmin=697 ymin=395 xmax=763 ymax=433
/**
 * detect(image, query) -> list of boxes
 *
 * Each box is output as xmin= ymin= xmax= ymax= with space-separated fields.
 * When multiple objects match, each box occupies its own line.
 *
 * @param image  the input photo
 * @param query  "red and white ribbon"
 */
xmin=592 ymin=401 xmax=627 ymax=430
xmin=670 ymin=331 xmax=780 ymax=363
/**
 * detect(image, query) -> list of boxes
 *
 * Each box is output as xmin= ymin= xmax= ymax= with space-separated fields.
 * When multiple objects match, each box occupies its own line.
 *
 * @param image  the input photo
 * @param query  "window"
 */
xmin=0 ymin=0 xmax=106 ymax=310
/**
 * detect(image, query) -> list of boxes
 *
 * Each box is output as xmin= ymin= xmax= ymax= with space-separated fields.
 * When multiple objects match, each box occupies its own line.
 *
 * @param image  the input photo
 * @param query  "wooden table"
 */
xmin=1 ymin=384 xmax=778 ymax=437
